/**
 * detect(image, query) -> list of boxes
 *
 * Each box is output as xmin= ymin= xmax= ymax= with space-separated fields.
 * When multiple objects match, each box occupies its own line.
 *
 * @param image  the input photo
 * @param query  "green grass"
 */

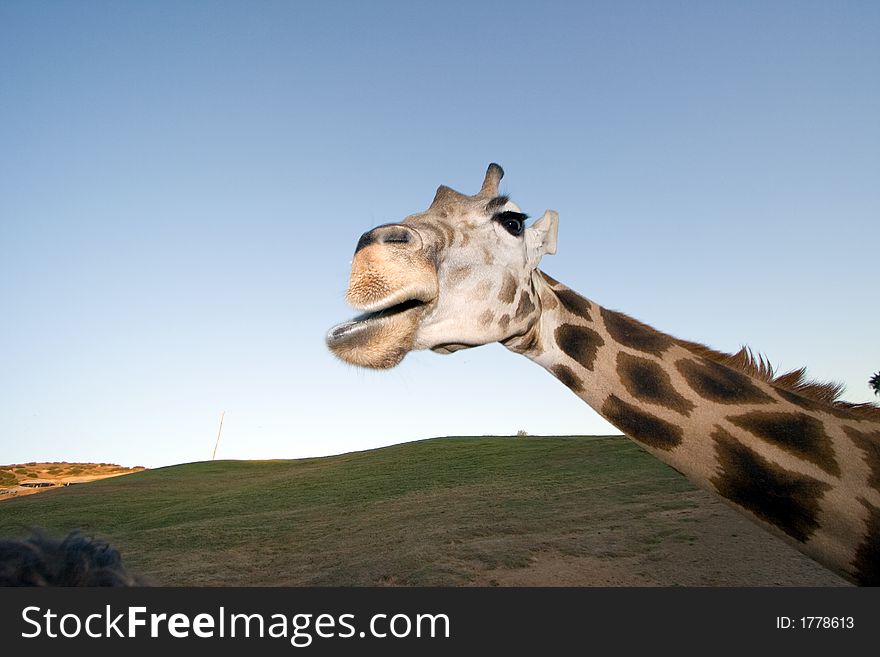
xmin=0 ymin=436 xmax=843 ymax=586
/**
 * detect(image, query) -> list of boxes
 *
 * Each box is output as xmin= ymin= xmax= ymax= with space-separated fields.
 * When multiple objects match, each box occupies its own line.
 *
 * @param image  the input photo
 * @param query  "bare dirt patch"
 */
xmin=478 ymin=491 xmax=847 ymax=586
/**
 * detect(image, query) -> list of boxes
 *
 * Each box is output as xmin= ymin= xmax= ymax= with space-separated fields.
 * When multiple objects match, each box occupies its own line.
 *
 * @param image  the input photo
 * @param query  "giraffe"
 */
xmin=327 ymin=163 xmax=880 ymax=585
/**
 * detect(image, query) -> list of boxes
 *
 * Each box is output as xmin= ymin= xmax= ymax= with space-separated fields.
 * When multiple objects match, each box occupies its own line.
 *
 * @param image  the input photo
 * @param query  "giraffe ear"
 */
xmin=526 ymin=210 xmax=558 ymax=265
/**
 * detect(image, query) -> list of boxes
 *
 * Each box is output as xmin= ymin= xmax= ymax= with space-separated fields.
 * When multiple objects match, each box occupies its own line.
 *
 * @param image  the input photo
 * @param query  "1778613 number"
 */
xmin=776 ymin=617 xmax=854 ymax=629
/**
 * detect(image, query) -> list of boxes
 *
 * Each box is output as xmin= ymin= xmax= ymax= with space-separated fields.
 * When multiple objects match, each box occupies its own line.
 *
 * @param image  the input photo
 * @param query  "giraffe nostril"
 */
xmin=354 ymin=224 xmax=417 ymax=254
xmin=379 ymin=229 xmax=411 ymax=245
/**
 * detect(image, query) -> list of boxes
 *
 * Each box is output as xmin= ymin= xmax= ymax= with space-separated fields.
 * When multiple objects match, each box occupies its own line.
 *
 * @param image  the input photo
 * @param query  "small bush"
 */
xmin=516 ymin=430 xmax=528 ymax=437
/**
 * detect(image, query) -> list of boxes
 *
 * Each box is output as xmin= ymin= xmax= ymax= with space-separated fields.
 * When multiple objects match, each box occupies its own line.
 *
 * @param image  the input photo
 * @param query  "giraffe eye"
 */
xmin=494 ymin=211 xmax=527 ymax=237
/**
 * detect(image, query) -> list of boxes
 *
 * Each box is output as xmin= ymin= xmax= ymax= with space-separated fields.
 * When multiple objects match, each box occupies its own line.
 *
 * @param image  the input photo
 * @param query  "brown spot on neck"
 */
xmin=617 ymin=353 xmax=695 ymax=416
xmin=602 ymin=394 xmax=683 ymax=451
xmin=555 ymin=289 xmax=593 ymax=322
xmin=551 ymin=364 xmax=584 ymax=393
xmin=676 ymin=357 xmax=776 ymax=405
xmin=600 ymin=308 xmax=674 ymax=356
xmin=555 ymin=324 xmax=604 ymax=371
xmin=726 ymin=411 xmax=840 ymax=478
xmin=710 ymin=427 xmax=831 ymax=543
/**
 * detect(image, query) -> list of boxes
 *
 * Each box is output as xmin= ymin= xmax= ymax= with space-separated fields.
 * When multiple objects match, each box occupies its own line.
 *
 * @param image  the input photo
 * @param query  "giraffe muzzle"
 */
xmin=327 ymin=224 xmax=438 ymax=368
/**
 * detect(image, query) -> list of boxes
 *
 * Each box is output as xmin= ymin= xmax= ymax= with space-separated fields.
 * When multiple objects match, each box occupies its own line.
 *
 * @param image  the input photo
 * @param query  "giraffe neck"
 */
xmin=508 ymin=270 xmax=880 ymax=585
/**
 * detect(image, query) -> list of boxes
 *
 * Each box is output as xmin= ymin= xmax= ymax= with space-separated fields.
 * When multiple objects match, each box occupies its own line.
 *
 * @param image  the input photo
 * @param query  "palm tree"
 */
xmin=870 ymin=371 xmax=880 ymax=397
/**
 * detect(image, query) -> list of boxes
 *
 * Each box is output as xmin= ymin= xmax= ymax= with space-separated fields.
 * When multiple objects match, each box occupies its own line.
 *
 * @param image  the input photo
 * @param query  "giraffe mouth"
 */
xmin=330 ymin=297 xmax=428 ymax=336
xmin=326 ymin=294 xmax=431 ymax=368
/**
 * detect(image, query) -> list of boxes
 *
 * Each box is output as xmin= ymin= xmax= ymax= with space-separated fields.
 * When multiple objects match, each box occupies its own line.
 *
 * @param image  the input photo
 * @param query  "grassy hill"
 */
xmin=0 ymin=436 xmax=847 ymax=586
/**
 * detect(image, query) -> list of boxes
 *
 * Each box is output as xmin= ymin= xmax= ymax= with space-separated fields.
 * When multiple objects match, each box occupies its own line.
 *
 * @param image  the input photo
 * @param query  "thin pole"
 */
xmin=212 ymin=411 xmax=225 ymax=460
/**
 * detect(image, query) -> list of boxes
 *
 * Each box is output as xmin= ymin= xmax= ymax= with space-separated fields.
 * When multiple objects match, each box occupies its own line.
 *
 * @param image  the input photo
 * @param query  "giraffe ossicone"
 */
xmin=327 ymin=163 xmax=880 ymax=585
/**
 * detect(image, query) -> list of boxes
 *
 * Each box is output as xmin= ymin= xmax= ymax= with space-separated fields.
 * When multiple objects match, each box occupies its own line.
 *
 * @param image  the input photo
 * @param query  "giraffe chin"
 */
xmin=326 ymin=300 xmax=426 ymax=369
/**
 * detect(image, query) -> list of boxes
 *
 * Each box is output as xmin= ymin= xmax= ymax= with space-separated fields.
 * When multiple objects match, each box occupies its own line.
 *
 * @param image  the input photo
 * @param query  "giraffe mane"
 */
xmin=677 ymin=339 xmax=880 ymax=421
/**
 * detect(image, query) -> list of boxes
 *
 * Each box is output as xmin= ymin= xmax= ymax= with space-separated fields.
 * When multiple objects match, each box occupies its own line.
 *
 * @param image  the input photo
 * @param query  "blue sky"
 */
xmin=1 ymin=1 xmax=878 ymax=468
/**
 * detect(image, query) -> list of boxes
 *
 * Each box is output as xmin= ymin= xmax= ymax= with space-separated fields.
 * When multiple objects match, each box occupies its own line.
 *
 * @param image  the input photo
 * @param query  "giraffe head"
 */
xmin=327 ymin=164 xmax=559 ymax=368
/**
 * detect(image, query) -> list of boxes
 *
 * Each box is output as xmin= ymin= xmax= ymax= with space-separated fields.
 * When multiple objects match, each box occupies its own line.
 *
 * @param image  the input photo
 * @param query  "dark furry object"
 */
xmin=0 ymin=532 xmax=146 ymax=586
